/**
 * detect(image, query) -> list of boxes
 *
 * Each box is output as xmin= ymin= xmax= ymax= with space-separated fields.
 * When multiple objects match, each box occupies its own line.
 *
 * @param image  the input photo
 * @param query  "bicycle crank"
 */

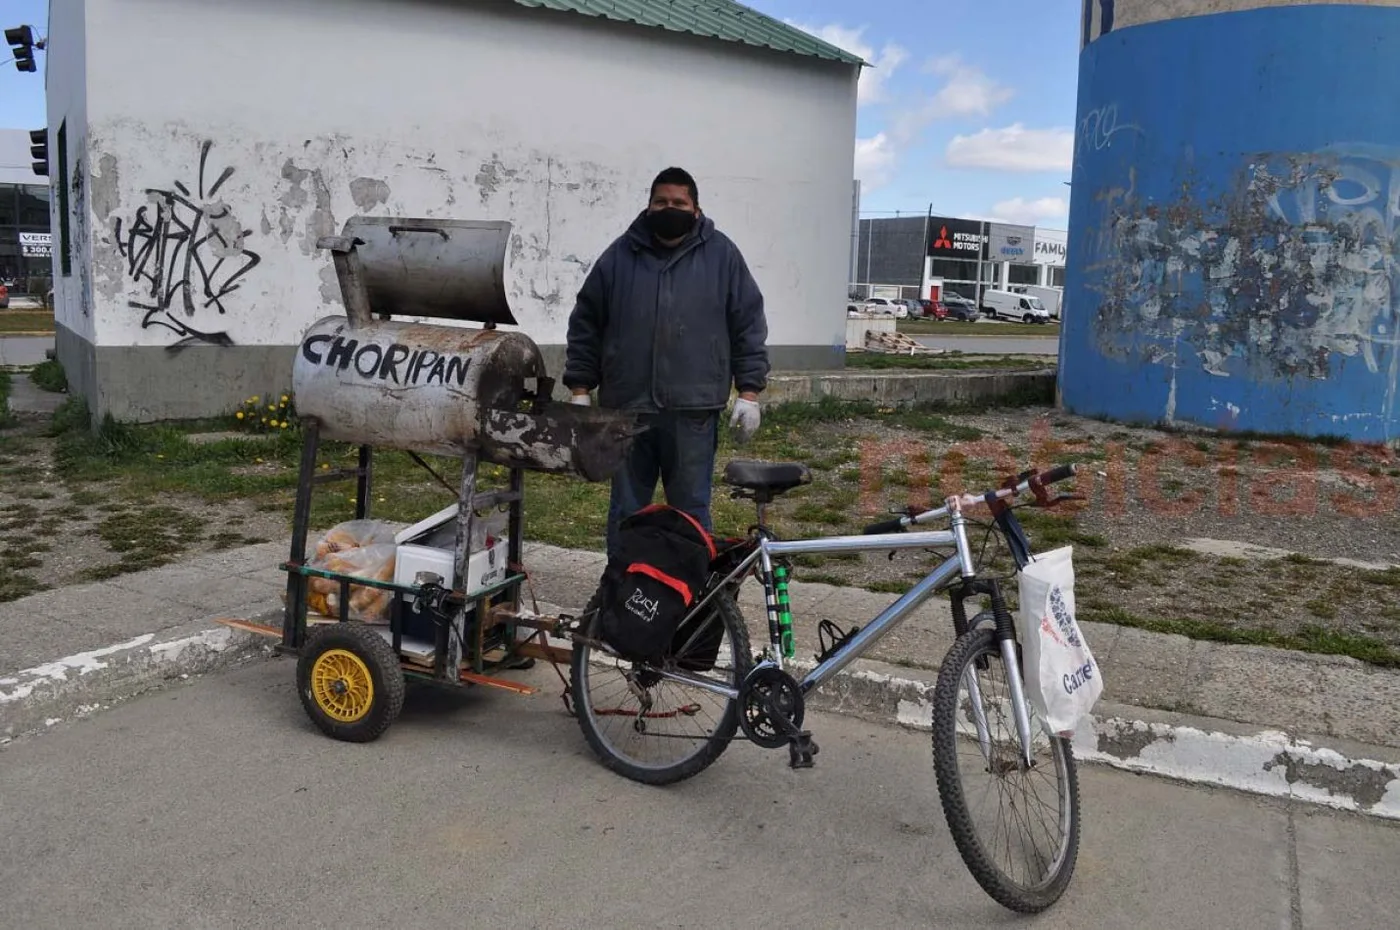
xmin=737 ymin=664 xmax=820 ymax=768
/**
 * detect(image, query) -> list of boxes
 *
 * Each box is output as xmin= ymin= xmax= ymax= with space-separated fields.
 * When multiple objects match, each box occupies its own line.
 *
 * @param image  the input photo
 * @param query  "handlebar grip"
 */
xmin=1038 ymin=463 xmax=1078 ymax=485
xmin=863 ymin=518 xmax=907 ymax=535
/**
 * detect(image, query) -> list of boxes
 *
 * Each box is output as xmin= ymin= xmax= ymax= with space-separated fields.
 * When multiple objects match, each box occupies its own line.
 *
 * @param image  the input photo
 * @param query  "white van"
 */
xmin=981 ymin=289 xmax=1051 ymax=324
xmin=1008 ymin=285 xmax=1063 ymax=320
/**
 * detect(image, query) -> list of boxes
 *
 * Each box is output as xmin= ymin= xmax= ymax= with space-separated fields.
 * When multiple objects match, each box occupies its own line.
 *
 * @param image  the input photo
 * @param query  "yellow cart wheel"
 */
xmin=296 ymin=622 xmax=405 ymax=743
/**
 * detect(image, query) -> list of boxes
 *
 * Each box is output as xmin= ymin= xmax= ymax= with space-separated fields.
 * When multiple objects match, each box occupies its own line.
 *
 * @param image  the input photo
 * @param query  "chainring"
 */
xmin=738 ymin=665 xmax=806 ymax=749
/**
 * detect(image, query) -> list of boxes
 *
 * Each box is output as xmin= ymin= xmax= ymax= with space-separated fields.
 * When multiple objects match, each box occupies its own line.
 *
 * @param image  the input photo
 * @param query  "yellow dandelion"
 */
xmin=250 ymin=396 xmax=260 ymax=404
xmin=255 ymin=458 xmax=264 ymax=464
xmin=280 ymin=422 xmax=289 ymax=429
xmin=156 ymin=454 xmax=165 ymax=459
xmin=235 ymin=411 xmax=244 ymax=420
xmin=280 ymin=395 xmax=289 ymax=403
xmin=321 ymin=463 xmax=330 ymax=470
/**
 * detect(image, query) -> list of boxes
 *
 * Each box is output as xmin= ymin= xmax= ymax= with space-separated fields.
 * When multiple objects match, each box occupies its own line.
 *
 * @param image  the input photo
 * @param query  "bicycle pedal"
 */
xmin=787 ymin=731 xmax=819 ymax=769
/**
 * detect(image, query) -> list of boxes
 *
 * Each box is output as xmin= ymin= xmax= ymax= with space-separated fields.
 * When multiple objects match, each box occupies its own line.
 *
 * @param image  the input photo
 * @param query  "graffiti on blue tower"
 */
xmin=1076 ymin=145 xmax=1400 ymax=391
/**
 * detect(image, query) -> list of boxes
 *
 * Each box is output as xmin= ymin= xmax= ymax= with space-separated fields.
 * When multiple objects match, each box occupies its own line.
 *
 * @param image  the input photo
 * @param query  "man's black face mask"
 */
xmin=645 ymin=207 xmax=697 ymax=241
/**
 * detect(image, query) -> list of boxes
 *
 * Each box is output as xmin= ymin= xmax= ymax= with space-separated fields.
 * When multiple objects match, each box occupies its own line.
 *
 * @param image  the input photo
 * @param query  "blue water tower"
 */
xmin=1060 ymin=0 xmax=1400 ymax=444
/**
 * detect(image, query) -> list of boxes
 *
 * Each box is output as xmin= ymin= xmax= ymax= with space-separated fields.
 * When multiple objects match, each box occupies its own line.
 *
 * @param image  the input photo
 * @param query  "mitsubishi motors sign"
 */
xmin=927 ymin=216 xmax=987 ymax=259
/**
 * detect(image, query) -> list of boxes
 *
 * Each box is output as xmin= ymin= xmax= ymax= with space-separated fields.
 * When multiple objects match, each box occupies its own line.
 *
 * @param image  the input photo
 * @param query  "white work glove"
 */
xmin=729 ymin=397 xmax=761 ymax=443
xmin=569 ymin=392 xmax=592 ymax=406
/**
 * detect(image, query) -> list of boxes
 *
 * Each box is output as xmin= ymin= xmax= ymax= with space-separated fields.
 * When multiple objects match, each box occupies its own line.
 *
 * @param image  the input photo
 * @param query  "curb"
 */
xmin=7 ymin=607 xmax=1400 ymax=822
xmin=789 ymin=656 xmax=1400 ymax=821
xmin=0 ymin=620 xmax=276 ymax=743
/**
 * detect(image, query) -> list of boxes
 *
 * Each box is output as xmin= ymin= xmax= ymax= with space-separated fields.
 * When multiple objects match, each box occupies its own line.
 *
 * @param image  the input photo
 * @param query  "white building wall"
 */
xmin=44 ymin=0 xmax=92 ymax=343
xmin=73 ymin=0 xmax=857 ymax=365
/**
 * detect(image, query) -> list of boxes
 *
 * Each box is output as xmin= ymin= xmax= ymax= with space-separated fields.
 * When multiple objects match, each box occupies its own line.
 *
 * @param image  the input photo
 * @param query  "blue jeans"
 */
xmin=606 ymin=410 xmax=720 ymax=562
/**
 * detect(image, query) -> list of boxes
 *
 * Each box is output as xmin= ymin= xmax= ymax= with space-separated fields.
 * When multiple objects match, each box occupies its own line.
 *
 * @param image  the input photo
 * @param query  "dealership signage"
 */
xmin=1033 ymin=230 xmax=1068 ymax=264
xmin=19 ymin=231 xmax=51 ymax=258
xmin=988 ymin=223 xmax=1034 ymax=261
xmin=927 ymin=217 xmax=987 ymax=259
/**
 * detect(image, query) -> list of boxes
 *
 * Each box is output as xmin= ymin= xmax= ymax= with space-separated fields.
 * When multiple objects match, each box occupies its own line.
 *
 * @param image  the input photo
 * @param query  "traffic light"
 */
xmin=5 ymin=25 xmax=39 ymax=72
xmin=30 ymin=128 xmax=47 ymax=177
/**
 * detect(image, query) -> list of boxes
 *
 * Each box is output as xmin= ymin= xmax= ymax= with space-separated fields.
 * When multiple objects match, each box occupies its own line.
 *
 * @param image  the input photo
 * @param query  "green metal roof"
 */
xmin=508 ymin=0 xmax=867 ymax=67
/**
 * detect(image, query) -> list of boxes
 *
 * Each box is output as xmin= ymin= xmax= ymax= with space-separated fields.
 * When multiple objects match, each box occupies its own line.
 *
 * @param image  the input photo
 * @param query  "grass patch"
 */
xmin=1084 ymin=604 xmax=1400 ymax=668
xmin=29 ymin=359 xmax=68 ymax=393
xmin=0 ymin=310 xmax=55 ymax=334
xmin=91 ymin=505 xmax=208 ymax=574
xmin=0 ymin=568 xmax=46 ymax=602
xmin=897 ymin=320 xmax=1062 ymax=338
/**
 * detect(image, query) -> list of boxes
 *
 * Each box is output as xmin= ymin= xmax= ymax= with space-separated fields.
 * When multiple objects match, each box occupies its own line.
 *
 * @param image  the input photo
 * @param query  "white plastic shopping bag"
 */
xmin=1016 ymin=545 xmax=1103 ymax=738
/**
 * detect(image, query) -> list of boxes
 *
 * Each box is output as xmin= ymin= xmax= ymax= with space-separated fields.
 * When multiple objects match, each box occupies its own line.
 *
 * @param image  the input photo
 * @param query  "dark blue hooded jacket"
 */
xmin=562 ymin=210 xmax=770 ymax=413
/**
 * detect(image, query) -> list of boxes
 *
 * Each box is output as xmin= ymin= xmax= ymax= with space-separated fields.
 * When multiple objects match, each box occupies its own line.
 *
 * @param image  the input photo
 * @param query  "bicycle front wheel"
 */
xmin=932 ymin=627 xmax=1080 ymax=914
xmin=571 ymin=590 xmax=753 ymax=786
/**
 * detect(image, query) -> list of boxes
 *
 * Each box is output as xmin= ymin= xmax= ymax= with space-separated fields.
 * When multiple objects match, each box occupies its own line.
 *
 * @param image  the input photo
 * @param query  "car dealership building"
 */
xmin=852 ymin=213 xmax=1067 ymax=305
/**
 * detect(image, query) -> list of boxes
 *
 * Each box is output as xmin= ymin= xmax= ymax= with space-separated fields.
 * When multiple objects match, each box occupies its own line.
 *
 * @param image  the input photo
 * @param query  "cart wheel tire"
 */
xmin=297 ymin=622 xmax=405 ymax=743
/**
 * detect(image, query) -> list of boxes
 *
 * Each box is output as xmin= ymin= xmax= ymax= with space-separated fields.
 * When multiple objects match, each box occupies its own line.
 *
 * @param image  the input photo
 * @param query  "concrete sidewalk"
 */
xmin=3 ymin=539 xmax=1399 ymax=817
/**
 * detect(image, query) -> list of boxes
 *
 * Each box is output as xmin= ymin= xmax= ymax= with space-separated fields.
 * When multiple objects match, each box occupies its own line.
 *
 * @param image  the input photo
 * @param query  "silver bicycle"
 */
xmin=568 ymin=460 xmax=1084 ymax=915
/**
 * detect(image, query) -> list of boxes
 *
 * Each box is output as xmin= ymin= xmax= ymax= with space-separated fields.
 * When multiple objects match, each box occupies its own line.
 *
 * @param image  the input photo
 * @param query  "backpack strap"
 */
xmin=633 ymin=504 xmax=717 ymax=559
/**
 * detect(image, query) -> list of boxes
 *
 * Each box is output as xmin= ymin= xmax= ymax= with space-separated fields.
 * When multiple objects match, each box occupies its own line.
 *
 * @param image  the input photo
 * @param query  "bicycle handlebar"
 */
xmin=862 ymin=462 xmax=1080 ymax=535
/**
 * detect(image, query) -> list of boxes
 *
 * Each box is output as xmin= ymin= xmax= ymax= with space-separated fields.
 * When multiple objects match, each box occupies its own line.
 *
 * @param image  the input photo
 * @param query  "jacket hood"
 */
xmin=625 ymin=209 xmax=715 ymax=252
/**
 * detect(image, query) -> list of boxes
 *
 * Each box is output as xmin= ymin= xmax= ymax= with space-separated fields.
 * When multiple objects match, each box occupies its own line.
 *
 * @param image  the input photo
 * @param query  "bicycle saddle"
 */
xmin=722 ymin=460 xmax=812 ymax=493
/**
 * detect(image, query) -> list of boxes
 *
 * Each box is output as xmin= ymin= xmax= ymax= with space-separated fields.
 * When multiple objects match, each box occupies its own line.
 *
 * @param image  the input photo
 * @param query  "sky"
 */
xmin=0 ymin=0 xmax=1082 ymax=227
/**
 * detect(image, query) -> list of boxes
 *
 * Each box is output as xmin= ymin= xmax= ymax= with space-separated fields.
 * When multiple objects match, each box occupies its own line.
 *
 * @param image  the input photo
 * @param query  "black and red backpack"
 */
xmin=595 ymin=504 xmax=718 ymax=663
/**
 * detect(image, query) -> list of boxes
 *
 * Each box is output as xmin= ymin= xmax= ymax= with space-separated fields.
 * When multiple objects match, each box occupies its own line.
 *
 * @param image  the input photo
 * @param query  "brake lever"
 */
xmin=1039 ymin=493 xmax=1086 ymax=509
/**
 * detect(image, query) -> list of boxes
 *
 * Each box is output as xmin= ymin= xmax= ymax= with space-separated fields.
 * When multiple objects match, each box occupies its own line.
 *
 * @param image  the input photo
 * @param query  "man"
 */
xmin=563 ymin=166 xmax=769 ymax=560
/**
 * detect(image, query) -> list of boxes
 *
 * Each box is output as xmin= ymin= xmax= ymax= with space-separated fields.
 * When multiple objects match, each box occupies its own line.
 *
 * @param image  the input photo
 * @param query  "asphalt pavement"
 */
xmin=2 ymin=657 xmax=1396 ymax=929
xmin=0 ymin=335 xmax=54 ymax=367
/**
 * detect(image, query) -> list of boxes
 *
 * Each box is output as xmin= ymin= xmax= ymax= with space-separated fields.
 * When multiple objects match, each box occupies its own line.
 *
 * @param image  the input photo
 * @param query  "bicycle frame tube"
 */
xmin=759 ymin=532 xmax=966 ymax=691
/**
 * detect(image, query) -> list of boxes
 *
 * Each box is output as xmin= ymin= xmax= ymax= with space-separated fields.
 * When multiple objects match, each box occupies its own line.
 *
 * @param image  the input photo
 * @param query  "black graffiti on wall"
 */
xmin=114 ymin=141 xmax=261 ymax=349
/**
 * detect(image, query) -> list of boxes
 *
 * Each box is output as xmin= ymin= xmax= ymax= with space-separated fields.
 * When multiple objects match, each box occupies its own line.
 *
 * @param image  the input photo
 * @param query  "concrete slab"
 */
xmin=5 ymin=377 xmax=65 ymax=415
xmin=1296 ymin=806 xmax=1400 ymax=928
xmin=1188 ymin=645 xmax=1337 ymax=737
xmin=0 ymin=659 xmax=1336 ymax=930
xmin=1097 ymin=626 xmax=1205 ymax=710
xmin=0 ymin=614 xmax=116 ymax=674
xmin=101 ymin=562 xmax=283 ymax=616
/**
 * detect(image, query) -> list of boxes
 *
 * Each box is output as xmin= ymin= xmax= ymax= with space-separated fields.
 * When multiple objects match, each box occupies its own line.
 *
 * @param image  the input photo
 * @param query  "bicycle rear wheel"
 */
xmin=571 ymin=590 xmax=753 ymax=786
xmin=932 ymin=626 xmax=1080 ymax=914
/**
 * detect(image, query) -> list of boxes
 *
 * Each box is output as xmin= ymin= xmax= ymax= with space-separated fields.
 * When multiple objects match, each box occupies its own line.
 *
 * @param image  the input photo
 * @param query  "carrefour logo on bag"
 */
xmin=1049 ymin=586 xmax=1079 ymax=648
xmin=1063 ymin=663 xmax=1095 ymax=695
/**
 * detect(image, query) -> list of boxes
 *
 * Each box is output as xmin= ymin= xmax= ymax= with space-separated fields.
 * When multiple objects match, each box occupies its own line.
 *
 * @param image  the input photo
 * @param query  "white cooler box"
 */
xmin=392 ymin=503 xmax=510 ymax=595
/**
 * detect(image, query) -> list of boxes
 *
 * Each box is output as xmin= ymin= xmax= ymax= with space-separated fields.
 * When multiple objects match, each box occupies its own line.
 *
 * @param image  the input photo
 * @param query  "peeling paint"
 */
xmin=1264 ymin=751 xmax=1393 ymax=809
xmin=318 ymin=262 xmax=342 ymax=306
xmin=1079 ymin=146 xmax=1400 ymax=429
xmin=476 ymin=157 xmax=519 ymax=203
xmin=278 ymin=160 xmax=337 ymax=256
xmin=1095 ymin=719 xmax=1168 ymax=760
xmin=90 ymin=153 xmax=122 ymax=220
xmin=349 ymin=176 xmax=391 ymax=211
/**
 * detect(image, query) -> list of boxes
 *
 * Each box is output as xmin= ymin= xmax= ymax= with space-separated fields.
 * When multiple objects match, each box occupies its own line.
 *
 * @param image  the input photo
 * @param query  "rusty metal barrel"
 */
xmin=293 ymin=216 xmax=640 ymax=482
xmin=292 ymin=316 xmax=547 ymax=457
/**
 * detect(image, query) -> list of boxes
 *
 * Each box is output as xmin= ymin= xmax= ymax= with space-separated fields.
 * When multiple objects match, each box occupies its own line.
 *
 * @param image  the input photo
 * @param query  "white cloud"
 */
xmin=945 ymin=124 xmax=1075 ymax=172
xmin=987 ymin=196 xmax=1070 ymax=226
xmin=786 ymin=21 xmax=907 ymax=106
xmin=854 ymin=133 xmax=897 ymax=190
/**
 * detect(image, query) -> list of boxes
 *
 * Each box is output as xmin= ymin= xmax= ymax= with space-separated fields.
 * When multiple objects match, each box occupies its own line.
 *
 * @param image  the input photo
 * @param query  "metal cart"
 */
xmin=222 ymin=216 xmax=640 ymax=742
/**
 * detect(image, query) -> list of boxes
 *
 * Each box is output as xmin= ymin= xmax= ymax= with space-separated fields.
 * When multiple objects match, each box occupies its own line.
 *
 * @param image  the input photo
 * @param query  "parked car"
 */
xmin=909 ymin=299 xmax=947 ymax=321
xmin=0 ymin=282 xmax=8 ymax=309
xmin=862 ymin=296 xmax=907 ymax=318
xmin=941 ymin=293 xmax=981 ymax=322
